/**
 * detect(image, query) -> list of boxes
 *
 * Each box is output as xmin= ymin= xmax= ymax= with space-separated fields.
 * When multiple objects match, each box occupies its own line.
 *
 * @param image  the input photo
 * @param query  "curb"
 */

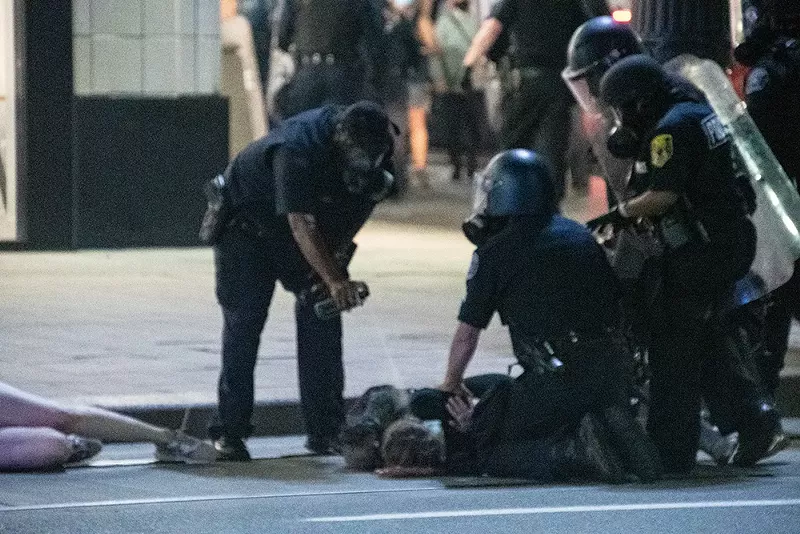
xmin=112 ymin=375 xmax=800 ymax=440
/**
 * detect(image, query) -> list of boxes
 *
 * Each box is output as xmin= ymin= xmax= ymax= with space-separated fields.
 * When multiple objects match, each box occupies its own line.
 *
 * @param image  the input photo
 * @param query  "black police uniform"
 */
xmin=277 ymin=0 xmax=385 ymax=119
xmin=744 ymin=37 xmax=800 ymax=395
xmin=630 ymin=101 xmax=758 ymax=471
xmin=458 ymin=215 xmax=629 ymax=442
xmin=491 ymin=0 xmax=607 ymax=200
xmin=210 ymin=106 xmax=379 ymax=445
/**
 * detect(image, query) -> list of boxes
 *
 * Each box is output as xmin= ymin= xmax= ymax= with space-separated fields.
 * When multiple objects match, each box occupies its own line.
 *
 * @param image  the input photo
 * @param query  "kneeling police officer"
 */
xmin=202 ymin=101 xmax=395 ymax=461
xmin=438 ymin=149 xmax=661 ymax=481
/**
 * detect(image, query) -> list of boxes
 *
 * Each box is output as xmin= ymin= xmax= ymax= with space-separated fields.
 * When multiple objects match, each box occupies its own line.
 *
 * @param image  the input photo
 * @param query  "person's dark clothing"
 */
xmin=378 ymin=4 xmax=426 ymax=194
xmin=744 ymin=36 xmax=800 ymax=396
xmin=630 ymin=100 xmax=758 ymax=472
xmin=458 ymin=215 xmax=622 ymax=339
xmin=239 ymin=0 xmax=278 ymax=89
xmin=451 ymin=215 xmax=632 ymax=476
xmin=490 ymin=0 xmax=608 ymax=199
xmin=440 ymin=90 xmax=482 ymax=180
xmin=277 ymin=0 xmax=385 ymax=118
xmin=210 ymin=106 xmax=379 ymax=443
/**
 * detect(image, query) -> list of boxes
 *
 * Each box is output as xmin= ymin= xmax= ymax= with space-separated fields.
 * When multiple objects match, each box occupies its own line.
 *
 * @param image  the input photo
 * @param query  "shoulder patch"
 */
xmin=700 ymin=113 xmax=729 ymax=149
xmin=466 ymin=252 xmax=480 ymax=281
xmin=745 ymin=67 xmax=769 ymax=95
xmin=650 ymin=134 xmax=673 ymax=168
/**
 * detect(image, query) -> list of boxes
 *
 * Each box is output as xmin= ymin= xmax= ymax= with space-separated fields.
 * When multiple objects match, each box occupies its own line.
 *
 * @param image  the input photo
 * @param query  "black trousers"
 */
xmin=647 ymin=239 xmax=756 ymax=472
xmin=209 ymin=227 xmax=345 ymax=442
xmin=439 ymin=90 xmax=483 ymax=178
xmin=500 ymin=67 xmax=573 ymax=200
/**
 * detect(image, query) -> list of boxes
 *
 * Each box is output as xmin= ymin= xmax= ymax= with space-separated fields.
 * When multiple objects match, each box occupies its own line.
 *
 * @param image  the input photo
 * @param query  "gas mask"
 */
xmin=462 ymin=171 xmax=508 ymax=246
xmin=336 ymin=128 xmax=390 ymax=196
xmin=605 ymin=104 xmax=648 ymax=159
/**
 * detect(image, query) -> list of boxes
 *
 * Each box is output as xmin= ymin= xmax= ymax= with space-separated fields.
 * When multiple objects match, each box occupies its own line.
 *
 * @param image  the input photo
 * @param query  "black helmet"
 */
xmin=563 ymin=17 xmax=646 ymax=91
xmin=462 ymin=150 xmax=554 ymax=245
xmin=482 ymin=149 xmax=555 ymax=217
xmin=599 ymin=54 xmax=670 ymax=111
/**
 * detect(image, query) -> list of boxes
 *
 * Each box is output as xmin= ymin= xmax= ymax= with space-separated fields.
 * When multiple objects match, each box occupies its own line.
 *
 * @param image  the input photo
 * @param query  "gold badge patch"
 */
xmin=650 ymin=134 xmax=673 ymax=168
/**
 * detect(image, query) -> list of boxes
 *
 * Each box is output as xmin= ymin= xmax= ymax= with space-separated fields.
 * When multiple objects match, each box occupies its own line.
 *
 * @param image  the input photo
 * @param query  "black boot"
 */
xmin=551 ymin=413 xmax=626 ymax=483
xmin=732 ymin=401 xmax=782 ymax=466
xmin=603 ymin=405 xmax=663 ymax=482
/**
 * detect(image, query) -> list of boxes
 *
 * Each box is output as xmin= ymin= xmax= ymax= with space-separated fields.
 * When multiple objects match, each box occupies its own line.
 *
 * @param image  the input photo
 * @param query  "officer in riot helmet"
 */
xmin=438 ymin=149 xmax=663 ymax=480
xmin=735 ymin=0 xmax=800 ymax=424
xmin=202 ymin=102 xmax=395 ymax=461
xmin=588 ymin=55 xmax=782 ymax=472
xmin=562 ymin=16 xmax=646 ymax=113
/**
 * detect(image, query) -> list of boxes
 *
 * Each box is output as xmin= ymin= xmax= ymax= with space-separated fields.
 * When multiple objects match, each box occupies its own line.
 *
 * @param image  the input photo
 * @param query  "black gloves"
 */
xmin=586 ymin=206 xmax=630 ymax=231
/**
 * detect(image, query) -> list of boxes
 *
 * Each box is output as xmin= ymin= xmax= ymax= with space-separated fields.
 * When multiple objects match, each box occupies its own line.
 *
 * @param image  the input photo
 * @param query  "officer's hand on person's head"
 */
xmin=328 ymin=280 xmax=370 ymax=312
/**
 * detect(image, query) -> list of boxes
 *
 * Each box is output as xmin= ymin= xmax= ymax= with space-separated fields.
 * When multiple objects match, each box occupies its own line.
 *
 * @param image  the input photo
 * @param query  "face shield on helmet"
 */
xmin=461 ymin=149 xmax=554 ymax=245
xmin=563 ymin=17 xmax=647 ymax=116
xmin=462 ymin=170 xmax=493 ymax=246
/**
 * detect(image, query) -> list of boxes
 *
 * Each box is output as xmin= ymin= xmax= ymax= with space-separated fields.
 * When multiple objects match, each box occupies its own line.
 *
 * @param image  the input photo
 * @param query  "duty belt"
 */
xmin=513 ymin=327 xmax=621 ymax=375
xmin=297 ymin=52 xmax=352 ymax=66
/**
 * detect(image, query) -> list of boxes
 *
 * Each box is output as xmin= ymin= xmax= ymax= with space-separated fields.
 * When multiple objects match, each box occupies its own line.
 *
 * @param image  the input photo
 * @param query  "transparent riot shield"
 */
xmin=664 ymin=54 xmax=800 ymax=305
xmin=563 ymin=75 xmax=633 ymax=203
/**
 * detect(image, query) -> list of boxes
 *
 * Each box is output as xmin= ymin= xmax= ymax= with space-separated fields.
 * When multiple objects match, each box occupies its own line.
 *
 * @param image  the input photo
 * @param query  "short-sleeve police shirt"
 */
xmin=633 ymin=101 xmax=746 ymax=240
xmin=227 ymin=106 xmax=375 ymax=246
xmin=457 ymin=216 xmax=620 ymax=339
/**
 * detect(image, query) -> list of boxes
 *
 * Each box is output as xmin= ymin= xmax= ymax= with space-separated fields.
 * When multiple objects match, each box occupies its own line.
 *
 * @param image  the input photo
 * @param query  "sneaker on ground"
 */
xmin=213 ymin=436 xmax=251 ymax=462
xmin=66 ymin=435 xmax=103 ymax=464
xmin=155 ymin=430 xmax=218 ymax=463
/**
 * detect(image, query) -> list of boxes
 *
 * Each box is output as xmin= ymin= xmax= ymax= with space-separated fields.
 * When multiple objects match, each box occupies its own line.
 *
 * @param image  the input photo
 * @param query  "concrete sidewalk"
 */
xmin=1 ymin=159 xmax=798 ymax=436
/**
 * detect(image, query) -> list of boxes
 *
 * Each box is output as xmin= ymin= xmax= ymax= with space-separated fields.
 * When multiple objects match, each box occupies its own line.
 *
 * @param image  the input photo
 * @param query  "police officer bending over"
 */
xmin=438 ymin=149 xmax=660 ymax=481
xmin=203 ymin=102 xmax=394 ymax=461
xmin=588 ymin=55 xmax=768 ymax=473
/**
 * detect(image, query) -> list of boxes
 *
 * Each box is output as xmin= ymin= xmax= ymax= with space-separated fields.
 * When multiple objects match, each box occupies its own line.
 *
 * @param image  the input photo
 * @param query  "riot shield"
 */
xmin=664 ymin=54 xmax=800 ymax=305
xmin=564 ymin=75 xmax=633 ymax=203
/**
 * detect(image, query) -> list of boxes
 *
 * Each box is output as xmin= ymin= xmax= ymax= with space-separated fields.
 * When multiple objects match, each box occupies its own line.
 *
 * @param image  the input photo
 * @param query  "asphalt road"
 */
xmin=2 ymin=438 xmax=798 ymax=534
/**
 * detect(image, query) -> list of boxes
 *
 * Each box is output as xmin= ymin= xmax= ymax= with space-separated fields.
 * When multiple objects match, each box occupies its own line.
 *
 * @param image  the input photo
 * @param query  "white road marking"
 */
xmin=304 ymin=498 xmax=800 ymax=522
xmin=0 ymin=487 xmax=440 ymax=513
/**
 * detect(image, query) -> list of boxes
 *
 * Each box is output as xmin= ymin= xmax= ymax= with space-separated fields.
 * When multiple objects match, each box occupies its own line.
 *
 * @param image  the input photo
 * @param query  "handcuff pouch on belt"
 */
xmin=512 ymin=334 xmax=566 ymax=376
xmin=199 ymin=174 xmax=231 ymax=245
xmin=657 ymin=196 xmax=710 ymax=251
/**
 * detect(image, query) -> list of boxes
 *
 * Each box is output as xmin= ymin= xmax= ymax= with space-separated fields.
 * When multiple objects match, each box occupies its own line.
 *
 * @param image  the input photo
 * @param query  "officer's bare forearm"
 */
xmin=443 ymin=322 xmax=481 ymax=387
xmin=287 ymin=213 xmax=345 ymax=285
xmin=622 ymin=190 xmax=678 ymax=219
xmin=463 ymin=18 xmax=503 ymax=68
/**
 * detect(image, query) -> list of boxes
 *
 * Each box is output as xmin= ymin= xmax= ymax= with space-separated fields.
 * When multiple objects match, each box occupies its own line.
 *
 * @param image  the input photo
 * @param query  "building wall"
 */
xmin=72 ymin=0 xmax=221 ymax=95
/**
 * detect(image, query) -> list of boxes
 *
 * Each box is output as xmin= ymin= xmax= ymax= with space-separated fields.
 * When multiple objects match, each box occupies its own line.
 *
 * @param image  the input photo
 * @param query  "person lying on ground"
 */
xmin=0 ymin=381 xmax=217 ymax=471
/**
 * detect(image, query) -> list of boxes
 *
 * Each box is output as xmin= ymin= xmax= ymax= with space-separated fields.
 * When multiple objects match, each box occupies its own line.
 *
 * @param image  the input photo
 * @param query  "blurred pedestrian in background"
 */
xmin=238 ymin=0 xmax=279 ymax=92
xmin=462 ymin=0 xmax=609 ymax=201
xmin=428 ymin=0 xmax=482 ymax=182
xmin=378 ymin=0 xmax=428 ymax=195
xmin=406 ymin=0 xmax=443 ymax=189
xmin=276 ymin=0 xmax=386 ymax=119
